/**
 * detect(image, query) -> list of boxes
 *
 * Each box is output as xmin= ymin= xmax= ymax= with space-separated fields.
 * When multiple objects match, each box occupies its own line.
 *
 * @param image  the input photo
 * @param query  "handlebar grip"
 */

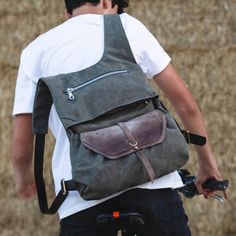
xmin=202 ymin=179 xmax=229 ymax=191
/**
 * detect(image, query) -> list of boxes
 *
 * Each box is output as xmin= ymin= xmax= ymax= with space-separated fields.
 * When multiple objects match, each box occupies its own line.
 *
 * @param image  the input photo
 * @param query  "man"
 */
xmin=11 ymin=0 xmax=226 ymax=235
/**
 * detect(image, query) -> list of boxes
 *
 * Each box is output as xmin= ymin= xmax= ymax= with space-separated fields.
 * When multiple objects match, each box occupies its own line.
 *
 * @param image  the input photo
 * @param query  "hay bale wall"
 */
xmin=1 ymin=0 xmax=235 ymax=235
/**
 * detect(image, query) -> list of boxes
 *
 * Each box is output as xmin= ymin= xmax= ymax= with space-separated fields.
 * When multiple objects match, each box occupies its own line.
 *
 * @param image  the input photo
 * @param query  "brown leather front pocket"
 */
xmin=80 ymin=110 xmax=166 ymax=159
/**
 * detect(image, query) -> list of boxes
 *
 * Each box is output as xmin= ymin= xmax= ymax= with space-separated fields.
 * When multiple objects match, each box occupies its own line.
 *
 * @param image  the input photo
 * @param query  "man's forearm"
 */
xmin=170 ymin=96 xmax=218 ymax=165
xmin=11 ymin=114 xmax=34 ymax=178
xmin=11 ymin=114 xmax=36 ymax=199
xmin=11 ymin=151 xmax=33 ymax=178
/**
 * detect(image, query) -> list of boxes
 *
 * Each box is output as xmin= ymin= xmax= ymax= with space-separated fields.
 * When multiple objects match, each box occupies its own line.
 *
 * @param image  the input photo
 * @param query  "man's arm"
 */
xmin=10 ymin=114 xmax=36 ymax=199
xmin=153 ymin=64 xmax=227 ymax=198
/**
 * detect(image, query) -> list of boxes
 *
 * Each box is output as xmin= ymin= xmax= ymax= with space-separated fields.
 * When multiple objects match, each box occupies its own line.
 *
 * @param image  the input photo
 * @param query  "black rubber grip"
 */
xmin=202 ymin=179 xmax=229 ymax=191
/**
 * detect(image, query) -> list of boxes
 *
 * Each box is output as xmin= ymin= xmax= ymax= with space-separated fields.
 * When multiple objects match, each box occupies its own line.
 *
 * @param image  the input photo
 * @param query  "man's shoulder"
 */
xmin=120 ymin=13 xmax=143 ymax=25
xmin=120 ymin=13 xmax=150 ymax=35
xmin=23 ymin=21 xmax=68 ymax=54
xmin=22 ymin=14 xmax=103 ymax=53
xmin=21 ymin=14 xmax=146 ymax=57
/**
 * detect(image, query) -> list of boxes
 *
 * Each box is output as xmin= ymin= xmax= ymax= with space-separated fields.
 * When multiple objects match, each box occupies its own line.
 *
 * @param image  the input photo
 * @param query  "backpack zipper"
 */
xmin=64 ymin=69 xmax=129 ymax=100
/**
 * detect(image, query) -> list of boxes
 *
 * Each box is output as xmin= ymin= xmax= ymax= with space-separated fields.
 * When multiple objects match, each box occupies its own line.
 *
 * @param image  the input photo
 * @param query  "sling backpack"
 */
xmin=33 ymin=15 xmax=206 ymax=214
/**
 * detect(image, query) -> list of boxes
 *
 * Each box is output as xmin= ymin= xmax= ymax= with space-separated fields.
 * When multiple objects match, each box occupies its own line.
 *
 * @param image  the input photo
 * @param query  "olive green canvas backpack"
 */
xmin=33 ymin=15 xmax=206 ymax=214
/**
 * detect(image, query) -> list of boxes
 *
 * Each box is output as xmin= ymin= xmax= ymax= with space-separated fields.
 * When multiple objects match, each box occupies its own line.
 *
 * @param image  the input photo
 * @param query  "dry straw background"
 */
xmin=0 ymin=0 xmax=235 ymax=235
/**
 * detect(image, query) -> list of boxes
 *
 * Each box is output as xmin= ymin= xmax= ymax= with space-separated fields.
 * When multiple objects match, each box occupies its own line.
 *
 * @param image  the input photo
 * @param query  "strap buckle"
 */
xmin=61 ymin=179 xmax=68 ymax=196
xmin=182 ymin=130 xmax=191 ymax=144
xmin=182 ymin=130 xmax=206 ymax=146
xmin=186 ymin=130 xmax=191 ymax=144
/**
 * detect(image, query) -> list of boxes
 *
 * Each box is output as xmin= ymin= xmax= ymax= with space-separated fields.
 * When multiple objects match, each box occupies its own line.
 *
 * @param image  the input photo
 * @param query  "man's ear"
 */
xmin=102 ymin=0 xmax=113 ymax=11
xmin=65 ymin=9 xmax=72 ymax=19
xmin=102 ymin=0 xmax=118 ymax=14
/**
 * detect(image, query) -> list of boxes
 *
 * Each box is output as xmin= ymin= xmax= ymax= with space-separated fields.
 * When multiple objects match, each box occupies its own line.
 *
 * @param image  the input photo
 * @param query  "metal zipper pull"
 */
xmin=65 ymin=88 xmax=75 ymax=100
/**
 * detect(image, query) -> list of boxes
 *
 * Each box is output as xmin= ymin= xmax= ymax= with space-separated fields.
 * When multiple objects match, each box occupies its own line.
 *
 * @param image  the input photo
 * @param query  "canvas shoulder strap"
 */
xmin=102 ymin=14 xmax=136 ymax=63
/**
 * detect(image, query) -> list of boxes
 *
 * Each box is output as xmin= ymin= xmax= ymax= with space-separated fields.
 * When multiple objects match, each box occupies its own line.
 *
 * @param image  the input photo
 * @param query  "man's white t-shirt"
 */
xmin=13 ymin=13 xmax=183 ymax=219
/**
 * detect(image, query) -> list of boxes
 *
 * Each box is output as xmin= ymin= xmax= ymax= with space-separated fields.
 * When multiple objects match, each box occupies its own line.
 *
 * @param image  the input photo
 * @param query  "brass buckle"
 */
xmin=186 ymin=130 xmax=191 ymax=144
xmin=61 ymin=179 xmax=68 ymax=196
xmin=129 ymin=141 xmax=139 ymax=150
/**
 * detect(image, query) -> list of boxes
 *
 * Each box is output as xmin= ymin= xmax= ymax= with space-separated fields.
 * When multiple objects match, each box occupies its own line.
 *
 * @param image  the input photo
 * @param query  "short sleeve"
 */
xmin=122 ymin=14 xmax=171 ymax=79
xmin=12 ymin=54 xmax=37 ymax=116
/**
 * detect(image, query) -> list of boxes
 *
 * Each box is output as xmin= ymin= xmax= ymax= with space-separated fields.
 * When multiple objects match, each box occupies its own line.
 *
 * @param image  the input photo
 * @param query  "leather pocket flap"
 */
xmin=80 ymin=110 xmax=166 ymax=159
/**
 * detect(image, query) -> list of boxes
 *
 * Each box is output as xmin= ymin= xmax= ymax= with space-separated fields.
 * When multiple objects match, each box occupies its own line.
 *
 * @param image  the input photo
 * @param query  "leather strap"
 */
xmin=135 ymin=150 xmax=156 ymax=182
xmin=118 ymin=122 xmax=156 ymax=182
xmin=181 ymin=130 xmax=206 ymax=146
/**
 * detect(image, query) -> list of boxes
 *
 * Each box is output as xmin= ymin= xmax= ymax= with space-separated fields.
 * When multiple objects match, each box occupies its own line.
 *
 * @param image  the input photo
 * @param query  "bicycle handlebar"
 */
xmin=178 ymin=169 xmax=229 ymax=200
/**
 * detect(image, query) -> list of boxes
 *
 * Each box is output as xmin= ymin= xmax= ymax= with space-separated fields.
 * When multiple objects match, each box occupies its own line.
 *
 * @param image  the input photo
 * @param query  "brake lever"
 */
xmin=202 ymin=178 xmax=229 ymax=203
xmin=210 ymin=194 xmax=225 ymax=203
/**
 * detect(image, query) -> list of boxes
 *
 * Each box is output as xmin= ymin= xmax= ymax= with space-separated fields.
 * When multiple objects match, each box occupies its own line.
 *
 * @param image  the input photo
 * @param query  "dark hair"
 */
xmin=112 ymin=0 xmax=129 ymax=14
xmin=64 ymin=0 xmax=129 ymax=15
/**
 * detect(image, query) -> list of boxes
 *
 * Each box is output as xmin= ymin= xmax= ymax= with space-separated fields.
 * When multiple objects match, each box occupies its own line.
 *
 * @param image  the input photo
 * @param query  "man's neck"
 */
xmin=72 ymin=3 xmax=103 ymax=17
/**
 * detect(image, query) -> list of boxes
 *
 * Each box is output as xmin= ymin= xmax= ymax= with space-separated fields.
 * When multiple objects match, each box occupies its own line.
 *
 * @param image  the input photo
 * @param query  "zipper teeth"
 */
xmin=64 ymin=69 xmax=129 ymax=100
xmin=71 ymin=69 xmax=128 ymax=91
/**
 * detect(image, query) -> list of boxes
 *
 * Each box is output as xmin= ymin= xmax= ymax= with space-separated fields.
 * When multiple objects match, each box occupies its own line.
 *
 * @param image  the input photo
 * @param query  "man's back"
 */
xmin=13 ymin=13 xmax=181 ymax=219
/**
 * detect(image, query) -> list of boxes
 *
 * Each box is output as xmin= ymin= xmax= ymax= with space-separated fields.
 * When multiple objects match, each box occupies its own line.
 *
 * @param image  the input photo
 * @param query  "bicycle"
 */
xmin=96 ymin=169 xmax=229 ymax=236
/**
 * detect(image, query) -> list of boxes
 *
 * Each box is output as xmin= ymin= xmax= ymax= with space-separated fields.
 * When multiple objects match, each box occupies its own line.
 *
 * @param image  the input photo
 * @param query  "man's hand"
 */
xmin=15 ymin=170 xmax=37 ymax=200
xmin=195 ymin=163 xmax=228 ymax=200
